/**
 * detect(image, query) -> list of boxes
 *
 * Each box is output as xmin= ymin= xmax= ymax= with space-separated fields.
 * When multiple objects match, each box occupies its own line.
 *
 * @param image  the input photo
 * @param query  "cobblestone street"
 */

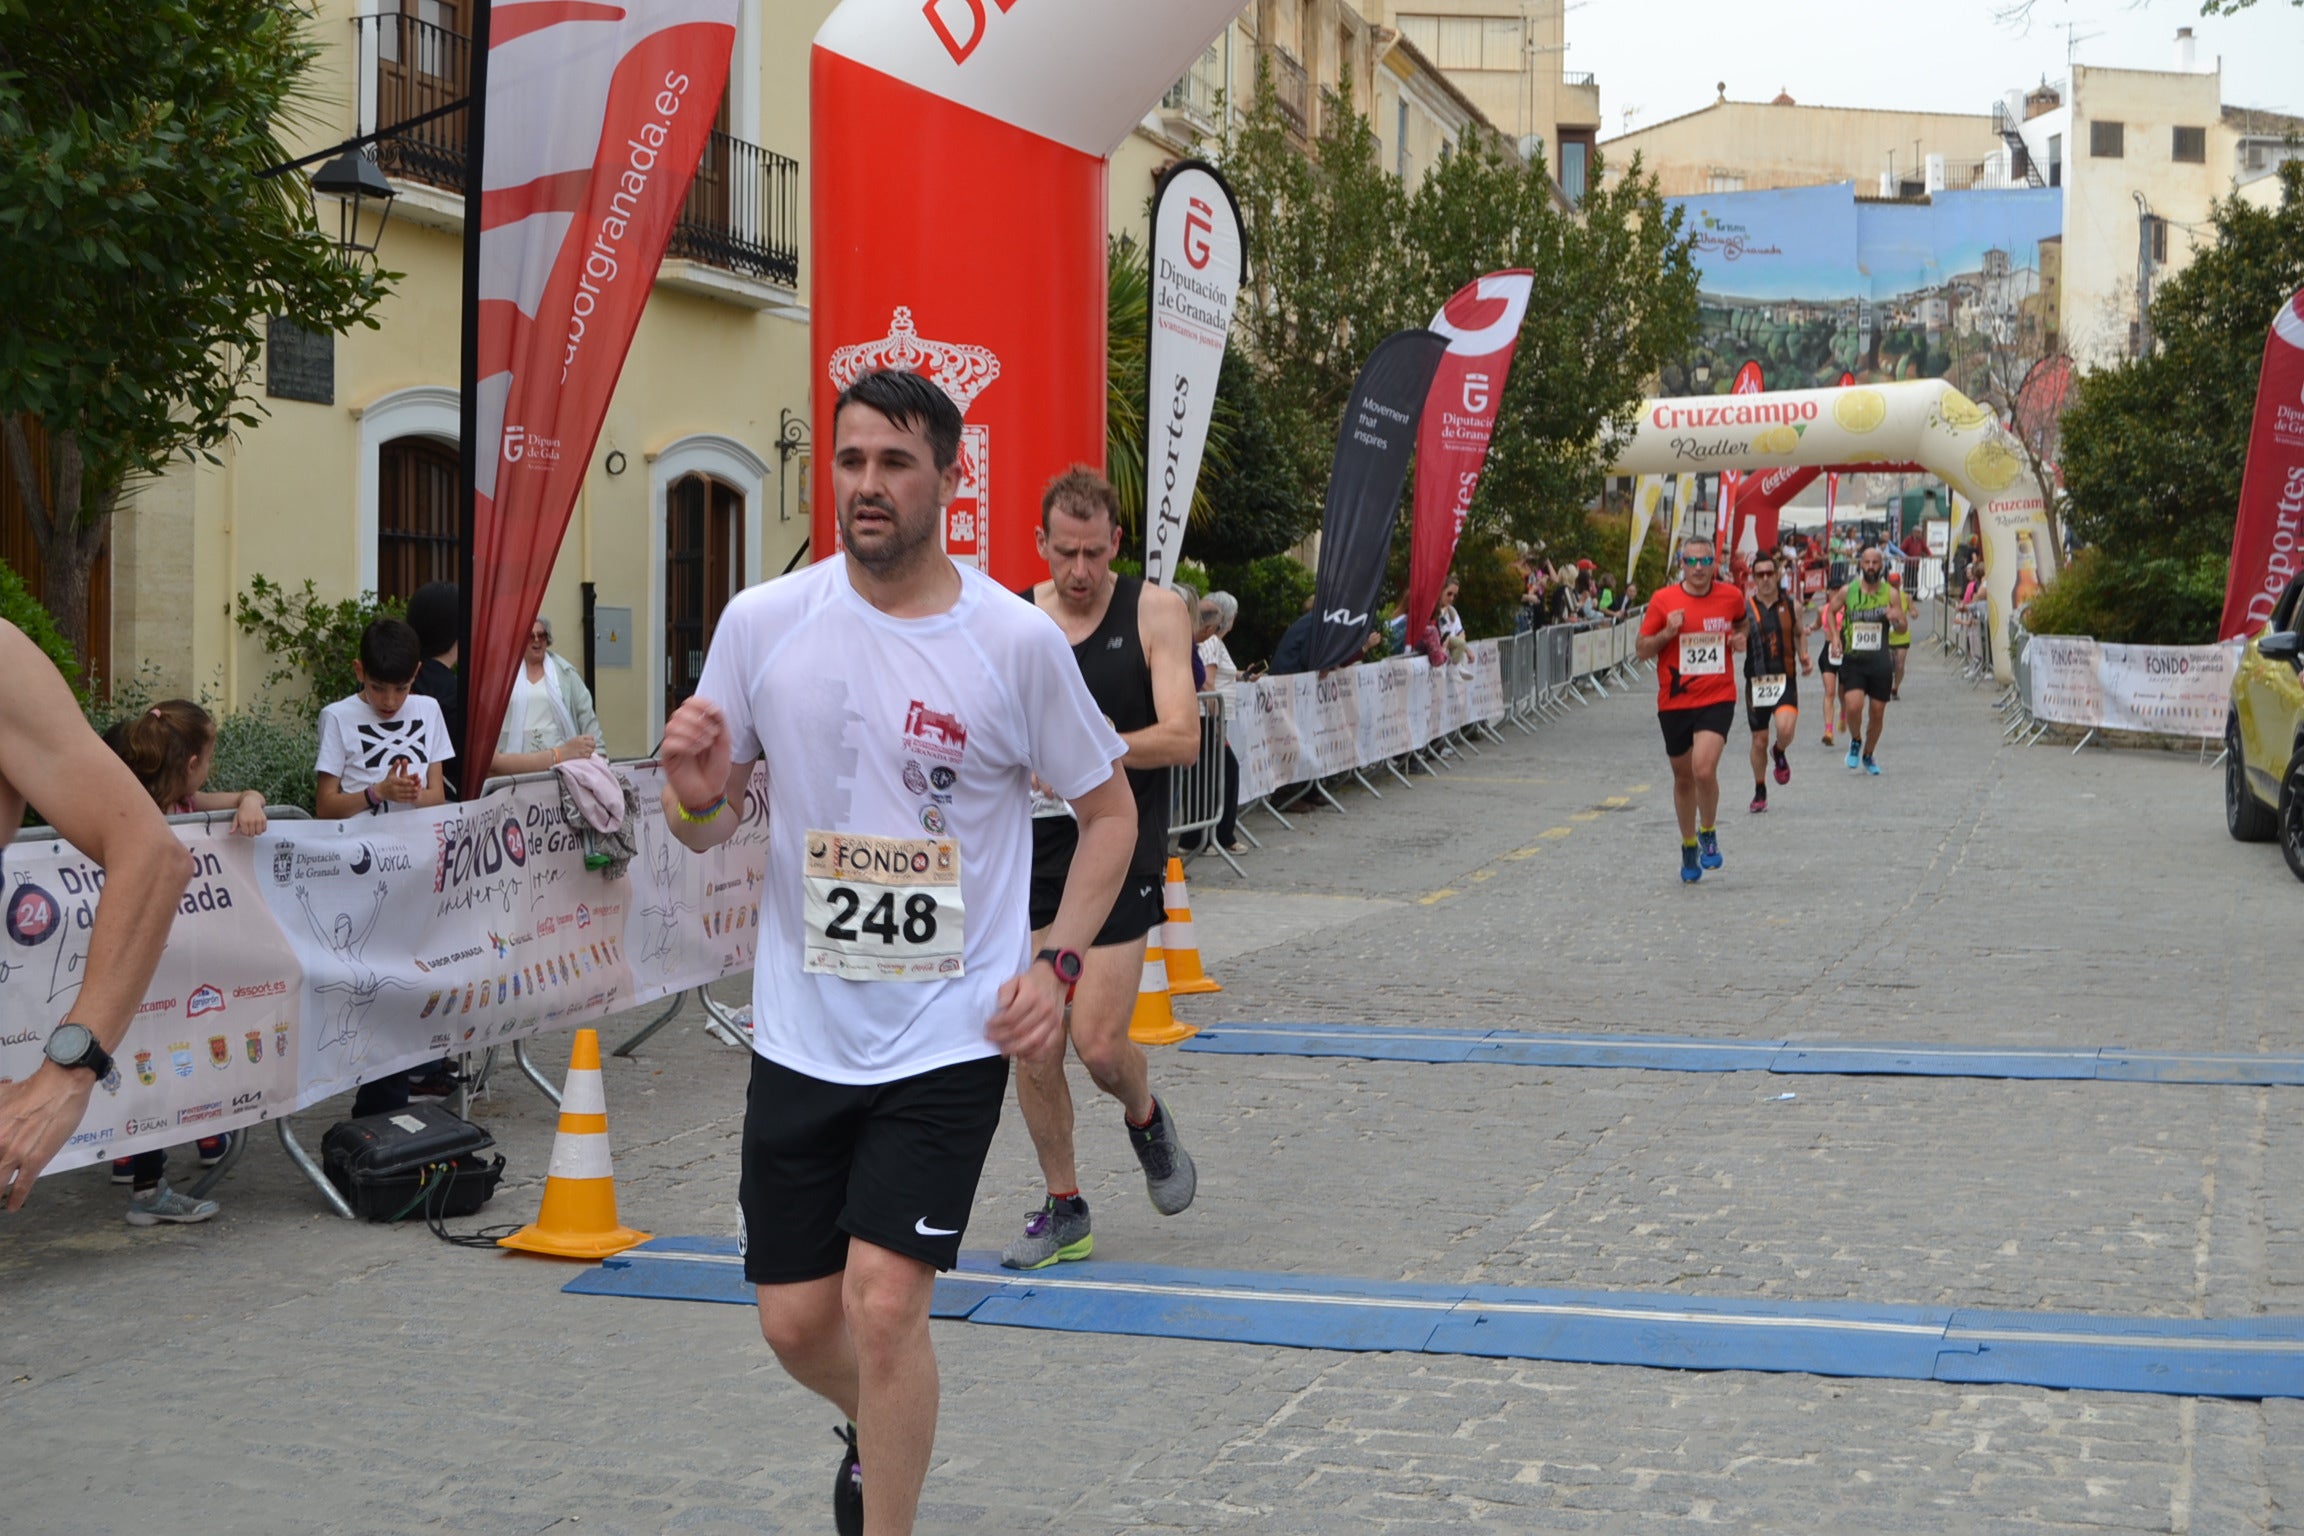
xmin=6 ymin=643 xmax=2299 ymax=1535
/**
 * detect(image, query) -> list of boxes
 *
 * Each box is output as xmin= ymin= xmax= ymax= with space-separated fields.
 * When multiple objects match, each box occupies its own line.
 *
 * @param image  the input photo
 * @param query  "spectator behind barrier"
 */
xmin=1268 ymin=592 xmax=1319 ymax=676
xmin=1198 ymin=592 xmax=1240 ymax=687
xmin=100 ymin=698 xmax=265 ymax=1225
xmin=315 ymin=619 xmax=459 ymax=1115
xmin=493 ymin=614 xmax=603 ymax=774
xmin=0 ymin=622 xmax=193 ymax=1212
xmin=404 ymin=580 xmax=466 ymax=798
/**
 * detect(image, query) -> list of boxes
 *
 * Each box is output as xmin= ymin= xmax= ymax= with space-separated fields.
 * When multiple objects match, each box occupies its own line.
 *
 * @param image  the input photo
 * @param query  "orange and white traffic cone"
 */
xmin=1161 ymin=857 xmax=1221 ymax=996
xmin=1127 ymin=927 xmax=1198 ymax=1046
xmin=498 ymin=1028 xmax=650 ymax=1260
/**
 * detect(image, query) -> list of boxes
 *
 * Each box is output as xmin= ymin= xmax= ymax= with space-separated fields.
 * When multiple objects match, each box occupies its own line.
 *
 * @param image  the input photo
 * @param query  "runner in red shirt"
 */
xmin=1637 ymin=537 xmax=1749 ymax=882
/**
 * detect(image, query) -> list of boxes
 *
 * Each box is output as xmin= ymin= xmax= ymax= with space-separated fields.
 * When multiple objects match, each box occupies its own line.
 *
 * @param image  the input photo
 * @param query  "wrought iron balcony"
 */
xmin=1262 ymin=44 xmax=1308 ymax=129
xmin=352 ymin=15 xmax=798 ymax=289
xmin=668 ymin=132 xmax=800 ymax=290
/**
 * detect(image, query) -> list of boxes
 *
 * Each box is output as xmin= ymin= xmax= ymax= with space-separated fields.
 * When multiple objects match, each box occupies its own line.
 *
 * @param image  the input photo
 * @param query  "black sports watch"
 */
xmin=1034 ymin=947 xmax=1084 ymax=986
xmin=43 ymin=1021 xmax=112 ymax=1082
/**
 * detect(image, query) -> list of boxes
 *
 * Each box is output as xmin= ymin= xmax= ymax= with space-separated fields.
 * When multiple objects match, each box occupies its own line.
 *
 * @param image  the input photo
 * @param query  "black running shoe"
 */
xmin=833 ymin=1422 xmax=862 ymax=1536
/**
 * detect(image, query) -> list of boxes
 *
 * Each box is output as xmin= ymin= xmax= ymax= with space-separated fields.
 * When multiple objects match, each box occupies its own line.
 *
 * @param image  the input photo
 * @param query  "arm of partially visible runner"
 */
xmin=986 ymin=768 xmax=1134 ymax=1062
xmin=1121 ymin=583 xmax=1201 ymax=771
xmin=0 ymin=622 xmax=193 ymax=1210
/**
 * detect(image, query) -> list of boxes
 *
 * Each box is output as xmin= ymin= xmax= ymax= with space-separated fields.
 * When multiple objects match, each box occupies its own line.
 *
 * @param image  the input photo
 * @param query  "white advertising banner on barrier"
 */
xmin=1224 ymin=642 xmax=1505 ymax=802
xmin=5 ymin=765 xmax=768 ymax=1175
xmin=2095 ymin=642 xmax=2238 ymax=739
xmin=2024 ymin=635 xmax=2104 ymax=727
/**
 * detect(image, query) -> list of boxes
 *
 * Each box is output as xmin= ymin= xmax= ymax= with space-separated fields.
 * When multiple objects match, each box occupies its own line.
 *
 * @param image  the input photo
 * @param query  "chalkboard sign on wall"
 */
xmin=265 ymin=316 xmax=334 ymax=405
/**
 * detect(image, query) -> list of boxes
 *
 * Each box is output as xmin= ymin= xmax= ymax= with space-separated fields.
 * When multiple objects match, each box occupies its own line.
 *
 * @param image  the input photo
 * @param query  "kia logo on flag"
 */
xmin=502 ymin=425 xmax=526 ymax=464
xmin=1462 ymin=372 xmax=1492 ymax=413
xmin=1184 ymin=197 xmax=1214 ymax=269
xmin=1323 ymin=608 xmax=1368 ymax=626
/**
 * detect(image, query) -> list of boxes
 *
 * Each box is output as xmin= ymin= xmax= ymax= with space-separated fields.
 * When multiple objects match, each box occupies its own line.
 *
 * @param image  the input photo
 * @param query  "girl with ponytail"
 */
xmin=106 ymin=700 xmax=266 ymax=837
xmin=96 ymin=699 xmax=266 ymax=1224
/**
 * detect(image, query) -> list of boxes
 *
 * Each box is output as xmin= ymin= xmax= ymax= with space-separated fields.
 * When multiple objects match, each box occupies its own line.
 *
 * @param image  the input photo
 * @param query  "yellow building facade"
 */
xmin=114 ymin=0 xmax=825 ymax=760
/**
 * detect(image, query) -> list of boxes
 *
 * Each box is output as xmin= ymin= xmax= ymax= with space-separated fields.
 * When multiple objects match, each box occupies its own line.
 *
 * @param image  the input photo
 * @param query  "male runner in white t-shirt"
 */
xmin=659 ymin=368 xmax=1134 ymax=1536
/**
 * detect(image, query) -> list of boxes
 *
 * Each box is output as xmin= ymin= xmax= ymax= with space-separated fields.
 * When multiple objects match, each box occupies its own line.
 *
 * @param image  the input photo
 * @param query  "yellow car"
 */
xmin=2227 ymin=573 xmax=2304 ymax=869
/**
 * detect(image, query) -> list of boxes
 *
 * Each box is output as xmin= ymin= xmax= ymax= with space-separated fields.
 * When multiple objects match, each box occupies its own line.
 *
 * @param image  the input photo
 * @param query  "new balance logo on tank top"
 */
xmin=695 ymin=559 xmax=1125 ymax=1085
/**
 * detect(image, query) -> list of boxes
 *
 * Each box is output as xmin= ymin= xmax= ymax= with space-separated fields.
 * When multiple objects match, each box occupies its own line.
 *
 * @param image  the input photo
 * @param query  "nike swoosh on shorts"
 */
xmin=915 ymin=1218 xmax=960 ymax=1237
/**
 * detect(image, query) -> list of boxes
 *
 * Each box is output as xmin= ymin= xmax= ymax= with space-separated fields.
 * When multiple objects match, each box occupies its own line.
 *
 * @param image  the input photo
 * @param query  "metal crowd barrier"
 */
xmin=1168 ymin=690 xmax=1242 ymax=877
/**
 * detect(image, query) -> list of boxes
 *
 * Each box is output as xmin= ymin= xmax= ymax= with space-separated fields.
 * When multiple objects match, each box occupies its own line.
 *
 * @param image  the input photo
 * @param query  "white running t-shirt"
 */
xmin=696 ymin=558 xmax=1126 ymax=1084
xmin=315 ymin=692 xmax=454 ymax=801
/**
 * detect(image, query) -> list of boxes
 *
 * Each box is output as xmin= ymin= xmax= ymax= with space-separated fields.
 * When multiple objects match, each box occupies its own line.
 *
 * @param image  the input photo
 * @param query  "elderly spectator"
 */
xmin=494 ymin=615 xmax=603 ymax=774
xmin=1198 ymin=591 xmax=1241 ymax=686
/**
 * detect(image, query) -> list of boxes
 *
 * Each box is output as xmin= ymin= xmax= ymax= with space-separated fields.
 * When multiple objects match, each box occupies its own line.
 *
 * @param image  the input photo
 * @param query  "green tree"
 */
xmin=2059 ymin=159 xmax=2304 ymax=625
xmin=1218 ymin=66 xmax=1411 ymax=514
xmin=1217 ymin=77 xmax=1697 ymax=570
xmin=0 ymin=2 xmax=390 ymax=675
xmin=1106 ymin=233 xmax=1239 ymax=542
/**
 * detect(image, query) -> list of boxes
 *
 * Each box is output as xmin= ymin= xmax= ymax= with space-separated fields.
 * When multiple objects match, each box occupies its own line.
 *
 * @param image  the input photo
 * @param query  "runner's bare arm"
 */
xmin=0 ymin=622 xmax=193 ymax=1210
xmin=987 ymin=768 xmax=1134 ymax=1061
xmin=1121 ymin=583 xmax=1202 ymax=770
xmin=659 ymin=696 xmax=753 ymax=853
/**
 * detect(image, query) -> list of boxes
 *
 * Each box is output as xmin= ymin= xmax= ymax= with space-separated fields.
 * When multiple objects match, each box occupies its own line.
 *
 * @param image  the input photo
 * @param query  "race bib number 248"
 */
xmin=802 ymin=831 xmax=965 ymax=982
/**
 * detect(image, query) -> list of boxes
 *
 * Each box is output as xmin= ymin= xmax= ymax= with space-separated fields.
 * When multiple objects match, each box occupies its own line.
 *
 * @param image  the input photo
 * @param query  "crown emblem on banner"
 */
xmin=828 ymin=307 xmax=1002 ymax=412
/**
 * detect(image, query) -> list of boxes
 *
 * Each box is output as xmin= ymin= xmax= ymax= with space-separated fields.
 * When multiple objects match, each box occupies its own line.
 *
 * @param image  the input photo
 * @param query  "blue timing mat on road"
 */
xmin=1180 ymin=1023 xmax=2304 ymax=1086
xmin=565 ymin=1238 xmax=2304 ymax=1399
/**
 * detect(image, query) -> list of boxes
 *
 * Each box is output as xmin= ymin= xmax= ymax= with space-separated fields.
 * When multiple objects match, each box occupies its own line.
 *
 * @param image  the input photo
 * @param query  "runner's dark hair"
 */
xmin=1041 ymin=465 xmax=1121 ymax=530
xmin=835 ymin=368 xmax=963 ymax=471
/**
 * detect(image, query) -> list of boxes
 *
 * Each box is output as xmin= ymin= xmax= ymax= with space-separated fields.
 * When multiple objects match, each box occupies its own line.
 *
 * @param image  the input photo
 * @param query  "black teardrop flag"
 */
xmin=1309 ymin=328 xmax=1451 ymax=672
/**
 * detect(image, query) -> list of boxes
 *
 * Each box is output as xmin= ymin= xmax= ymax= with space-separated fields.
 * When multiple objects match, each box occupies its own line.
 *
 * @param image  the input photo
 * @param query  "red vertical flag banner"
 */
xmin=2219 ymin=290 xmax=2304 ymax=641
xmin=1405 ymin=271 xmax=1533 ymax=647
xmin=462 ymin=0 xmax=740 ymax=789
xmin=1717 ymin=360 xmax=1766 ymax=562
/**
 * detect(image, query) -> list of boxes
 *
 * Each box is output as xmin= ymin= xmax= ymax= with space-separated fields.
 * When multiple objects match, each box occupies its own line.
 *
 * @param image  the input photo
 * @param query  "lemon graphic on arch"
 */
xmin=1752 ymin=424 xmax=1799 ymax=454
xmin=1965 ymin=439 xmax=2022 ymax=493
xmin=1833 ymin=388 xmax=1888 ymax=434
xmin=1936 ymin=388 xmax=1993 ymax=432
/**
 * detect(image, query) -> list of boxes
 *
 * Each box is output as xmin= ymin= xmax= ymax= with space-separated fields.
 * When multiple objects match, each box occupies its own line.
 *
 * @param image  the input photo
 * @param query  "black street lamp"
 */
xmin=310 ymin=150 xmax=397 ymax=264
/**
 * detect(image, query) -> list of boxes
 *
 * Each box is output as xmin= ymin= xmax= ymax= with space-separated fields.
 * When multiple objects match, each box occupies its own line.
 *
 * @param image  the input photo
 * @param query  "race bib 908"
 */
xmin=1850 ymin=621 xmax=1884 ymax=653
xmin=802 ymin=831 xmax=964 ymax=982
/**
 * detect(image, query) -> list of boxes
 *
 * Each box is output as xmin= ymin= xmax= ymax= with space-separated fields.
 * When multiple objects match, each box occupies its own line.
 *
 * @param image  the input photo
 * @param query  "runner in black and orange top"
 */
xmin=1636 ymin=537 xmax=1749 ymax=883
xmin=1743 ymin=554 xmax=1812 ymax=815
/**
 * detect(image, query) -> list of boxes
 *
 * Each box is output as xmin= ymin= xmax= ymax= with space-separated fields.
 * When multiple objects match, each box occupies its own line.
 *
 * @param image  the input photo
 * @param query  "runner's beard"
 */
xmin=841 ymin=492 xmax=942 ymax=576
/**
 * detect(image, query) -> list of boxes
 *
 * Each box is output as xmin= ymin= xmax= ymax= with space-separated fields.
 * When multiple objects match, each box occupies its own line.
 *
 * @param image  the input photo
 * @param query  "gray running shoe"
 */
xmin=125 ymin=1180 xmax=218 ymax=1227
xmin=1128 ymin=1097 xmax=1197 ymax=1215
xmin=999 ymin=1196 xmax=1092 ymax=1269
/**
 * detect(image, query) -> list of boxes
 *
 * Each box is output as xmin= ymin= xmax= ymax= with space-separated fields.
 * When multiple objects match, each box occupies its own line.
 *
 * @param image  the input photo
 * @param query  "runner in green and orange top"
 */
xmin=1636 ymin=538 xmax=1749 ymax=883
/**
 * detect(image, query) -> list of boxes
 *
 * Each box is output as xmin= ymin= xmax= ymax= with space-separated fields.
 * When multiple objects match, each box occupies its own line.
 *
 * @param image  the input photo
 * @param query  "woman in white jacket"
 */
xmin=493 ymin=616 xmax=604 ymax=773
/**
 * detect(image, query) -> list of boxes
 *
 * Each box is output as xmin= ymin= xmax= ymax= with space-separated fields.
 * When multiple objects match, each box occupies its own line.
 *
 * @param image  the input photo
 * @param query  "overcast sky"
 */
xmin=1586 ymin=0 xmax=2304 ymax=140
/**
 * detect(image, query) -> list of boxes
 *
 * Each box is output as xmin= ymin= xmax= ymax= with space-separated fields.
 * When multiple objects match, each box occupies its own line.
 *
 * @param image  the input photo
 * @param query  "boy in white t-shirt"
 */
xmin=314 ymin=618 xmax=454 ymax=820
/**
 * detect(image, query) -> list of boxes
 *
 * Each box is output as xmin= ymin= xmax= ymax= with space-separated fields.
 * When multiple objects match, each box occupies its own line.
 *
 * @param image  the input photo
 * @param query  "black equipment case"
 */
xmin=321 ymin=1101 xmax=504 ymax=1222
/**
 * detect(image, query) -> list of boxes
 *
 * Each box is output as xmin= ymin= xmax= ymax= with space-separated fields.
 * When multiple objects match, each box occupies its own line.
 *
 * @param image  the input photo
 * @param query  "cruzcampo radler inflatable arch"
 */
xmin=810 ymin=1 xmax=1242 ymax=590
xmin=1611 ymin=378 xmax=2056 ymax=683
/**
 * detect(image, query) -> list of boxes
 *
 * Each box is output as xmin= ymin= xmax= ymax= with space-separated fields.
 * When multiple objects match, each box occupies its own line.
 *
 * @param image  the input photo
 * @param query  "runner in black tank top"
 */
xmin=1005 ymin=468 xmax=1203 ymax=1272
xmin=1741 ymin=554 xmax=1810 ymax=813
xmin=1030 ymin=574 xmax=1168 ymax=885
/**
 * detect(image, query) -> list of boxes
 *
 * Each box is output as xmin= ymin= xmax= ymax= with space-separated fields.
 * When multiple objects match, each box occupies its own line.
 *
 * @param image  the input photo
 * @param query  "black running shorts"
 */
xmin=1816 ymin=640 xmax=1840 ymax=676
xmin=737 ymin=1051 xmax=1008 ymax=1284
xmin=1839 ymin=653 xmax=1895 ymax=701
xmin=1028 ymin=815 xmax=1165 ymax=946
xmin=1747 ymin=698 xmax=1799 ymax=735
xmin=1657 ymin=700 xmax=1737 ymax=758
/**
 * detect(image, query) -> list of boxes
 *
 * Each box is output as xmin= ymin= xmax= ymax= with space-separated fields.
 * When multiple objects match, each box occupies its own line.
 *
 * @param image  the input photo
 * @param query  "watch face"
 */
xmin=46 ymin=1023 xmax=93 ymax=1063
